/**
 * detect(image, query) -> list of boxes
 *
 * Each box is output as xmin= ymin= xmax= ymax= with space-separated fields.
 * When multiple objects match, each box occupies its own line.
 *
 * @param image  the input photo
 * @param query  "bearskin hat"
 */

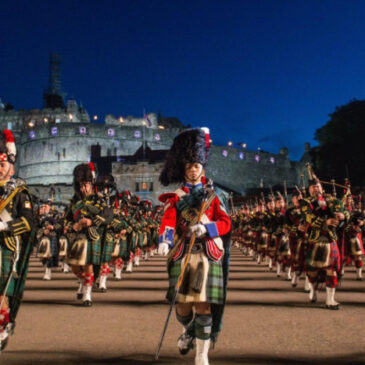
xmin=0 ymin=130 xmax=16 ymax=164
xmin=73 ymin=163 xmax=96 ymax=193
xmin=159 ymin=128 xmax=210 ymax=186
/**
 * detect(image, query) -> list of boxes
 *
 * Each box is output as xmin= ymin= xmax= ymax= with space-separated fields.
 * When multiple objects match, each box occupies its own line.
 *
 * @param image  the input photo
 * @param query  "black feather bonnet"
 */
xmin=73 ymin=163 xmax=96 ymax=193
xmin=159 ymin=128 xmax=210 ymax=186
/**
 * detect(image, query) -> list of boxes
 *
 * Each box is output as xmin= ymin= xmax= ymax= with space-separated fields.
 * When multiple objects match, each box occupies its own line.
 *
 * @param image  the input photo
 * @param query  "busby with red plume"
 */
xmin=0 ymin=129 xmax=16 ymax=164
xmin=159 ymin=127 xmax=210 ymax=186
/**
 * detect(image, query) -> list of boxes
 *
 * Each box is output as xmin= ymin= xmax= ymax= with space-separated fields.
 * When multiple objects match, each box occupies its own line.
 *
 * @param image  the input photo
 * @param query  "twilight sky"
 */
xmin=1 ymin=0 xmax=365 ymax=160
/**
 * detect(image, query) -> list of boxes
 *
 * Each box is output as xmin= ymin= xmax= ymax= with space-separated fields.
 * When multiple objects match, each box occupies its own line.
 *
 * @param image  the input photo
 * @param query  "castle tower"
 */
xmin=43 ymin=53 xmax=65 ymax=109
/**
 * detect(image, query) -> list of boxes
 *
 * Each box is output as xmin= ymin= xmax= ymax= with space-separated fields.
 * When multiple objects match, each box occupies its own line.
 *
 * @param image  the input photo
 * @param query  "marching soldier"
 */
xmin=0 ymin=130 xmax=35 ymax=351
xmin=157 ymin=128 xmax=231 ymax=365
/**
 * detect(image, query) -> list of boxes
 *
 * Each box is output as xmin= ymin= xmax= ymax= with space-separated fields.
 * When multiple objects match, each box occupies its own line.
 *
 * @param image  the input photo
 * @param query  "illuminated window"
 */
xmin=154 ymin=133 xmax=161 ymax=141
xmin=255 ymin=154 xmax=260 ymax=162
xmin=107 ymin=128 xmax=115 ymax=137
xmin=79 ymin=126 xmax=87 ymax=135
xmin=270 ymin=157 xmax=275 ymax=164
xmin=238 ymin=152 xmax=245 ymax=160
xmin=7 ymin=122 xmax=12 ymax=130
xmin=141 ymin=182 xmax=148 ymax=190
xmin=51 ymin=127 xmax=58 ymax=136
xmin=29 ymin=131 xmax=36 ymax=139
xmin=222 ymin=149 xmax=228 ymax=157
xmin=134 ymin=130 xmax=141 ymax=138
xmin=55 ymin=118 xmax=61 ymax=123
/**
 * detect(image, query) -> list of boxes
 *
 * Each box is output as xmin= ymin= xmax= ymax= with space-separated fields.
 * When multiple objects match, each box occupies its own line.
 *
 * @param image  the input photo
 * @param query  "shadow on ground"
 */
xmin=3 ymin=351 xmax=365 ymax=365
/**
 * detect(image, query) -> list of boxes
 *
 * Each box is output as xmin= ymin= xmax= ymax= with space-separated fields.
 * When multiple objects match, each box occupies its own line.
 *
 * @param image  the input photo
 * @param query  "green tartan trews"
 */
xmin=166 ymin=258 xmax=224 ymax=305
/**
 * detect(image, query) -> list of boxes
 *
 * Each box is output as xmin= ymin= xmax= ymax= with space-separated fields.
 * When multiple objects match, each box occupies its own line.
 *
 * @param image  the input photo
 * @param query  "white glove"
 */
xmin=158 ymin=242 xmax=169 ymax=256
xmin=188 ymin=223 xmax=207 ymax=238
xmin=0 ymin=221 xmax=8 ymax=232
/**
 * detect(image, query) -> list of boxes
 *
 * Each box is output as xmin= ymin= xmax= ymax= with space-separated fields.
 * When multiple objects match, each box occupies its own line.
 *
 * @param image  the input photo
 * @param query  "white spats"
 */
xmin=356 ymin=268 xmax=362 ymax=280
xmin=43 ymin=267 xmax=51 ymax=281
xmin=134 ymin=255 xmax=140 ymax=266
xmin=304 ymin=275 xmax=310 ymax=292
xmin=276 ymin=262 xmax=282 ymax=277
xmin=308 ymin=282 xmax=317 ymax=303
xmin=82 ymin=285 xmax=92 ymax=303
xmin=291 ymin=272 xmax=298 ymax=287
xmin=195 ymin=338 xmax=210 ymax=365
xmin=326 ymin=287 xmax=340 ymax=309
xmin=99 ymin=275 xmax=107 ymax=290
xmin=115 ymin=267 xmax=122 ymax=280
xmin=286 ymin=267 xmax=292 ymax=281
xmin=257 ymin=254 xmax=262 ymax=264
xmin=126 ymin=261 xmax=133 ymax=273
xmin=178 ymin=328 xmax=194 ymax=355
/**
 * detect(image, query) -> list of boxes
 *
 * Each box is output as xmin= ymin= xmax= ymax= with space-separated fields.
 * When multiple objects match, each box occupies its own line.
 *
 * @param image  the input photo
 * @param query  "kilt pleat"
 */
xmin=166 ymin=256 xmax=224 ymax=305
xmin=100 ymin=233 xmax=114 ymax=263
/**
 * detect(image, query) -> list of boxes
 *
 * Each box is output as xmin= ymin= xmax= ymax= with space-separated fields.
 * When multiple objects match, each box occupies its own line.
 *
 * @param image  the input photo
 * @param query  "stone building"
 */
xmin=0 ymin=54 xmax=307 ymax=204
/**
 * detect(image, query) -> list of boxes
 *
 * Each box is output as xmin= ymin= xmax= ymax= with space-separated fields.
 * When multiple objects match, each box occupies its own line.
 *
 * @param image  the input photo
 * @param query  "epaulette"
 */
xmin=158 ymin=193 xmax=178 ymax=203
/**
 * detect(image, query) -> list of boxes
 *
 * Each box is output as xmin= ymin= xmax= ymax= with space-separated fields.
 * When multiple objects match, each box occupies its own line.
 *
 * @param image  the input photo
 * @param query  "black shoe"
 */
xmin=0 ymin=336 xmax=9 ymax=352
xmin=325 ymin=304 xmax=340 ymax=310
xmin=100 ymin=288 xmax=107 ymax=293
xmin=77 ymin=293 xmax=83 ymax=300
xmin=83 ymin=300 xmax=92 ymax=307
xmin=177 ymin=333 xmax=194 ymax=355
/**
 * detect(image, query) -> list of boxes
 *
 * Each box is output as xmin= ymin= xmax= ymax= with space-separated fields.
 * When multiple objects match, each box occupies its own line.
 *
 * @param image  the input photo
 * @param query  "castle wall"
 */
xmin=206 ymin=146 xmax=304 ymax=194
xmin=0 ymin=107 xmax=306 ymax=204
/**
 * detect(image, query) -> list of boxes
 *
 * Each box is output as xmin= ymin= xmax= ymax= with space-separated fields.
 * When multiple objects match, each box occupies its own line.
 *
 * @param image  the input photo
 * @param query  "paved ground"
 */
xmin=1 ymin=247 xmax=365 ymax=364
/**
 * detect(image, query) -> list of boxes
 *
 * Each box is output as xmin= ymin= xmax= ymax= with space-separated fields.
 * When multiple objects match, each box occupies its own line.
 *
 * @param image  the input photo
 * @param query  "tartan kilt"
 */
xmin=86 ymin=238 xmax=102 ymax=265
xmin=166 ymin=255 xmax=224 ymax=305
xmin=136 ymin=232 xmax=144 ymax=248
xmin=305 ymin=240 xmax=340 ymax=273
xmin=128 ymin=233 xmax=137 ymax=253
xmin=119 ymin=237 xmax=129 ymax=260
xmin=100 ymin=232 xmax=114 ymax=263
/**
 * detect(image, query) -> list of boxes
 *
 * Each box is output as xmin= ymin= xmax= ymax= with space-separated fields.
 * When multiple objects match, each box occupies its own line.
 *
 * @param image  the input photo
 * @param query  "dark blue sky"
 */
xmin=1 ymin=0 xmax=365 ymax=159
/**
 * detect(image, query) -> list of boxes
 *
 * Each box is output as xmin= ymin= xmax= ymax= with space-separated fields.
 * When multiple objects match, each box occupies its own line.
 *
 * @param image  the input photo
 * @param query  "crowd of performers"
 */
xmin=1 ymin=124 xmax=364 ymax=365
xmin=36 ymin=165 xmax=162 ymax=306
xmin=231 ymin=173 xmax=364 ymax=310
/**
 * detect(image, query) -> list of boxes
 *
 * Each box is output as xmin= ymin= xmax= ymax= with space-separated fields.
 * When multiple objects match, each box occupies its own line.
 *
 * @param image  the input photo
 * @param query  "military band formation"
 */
xmin=0 ymin=127 xmax=363 ymax=365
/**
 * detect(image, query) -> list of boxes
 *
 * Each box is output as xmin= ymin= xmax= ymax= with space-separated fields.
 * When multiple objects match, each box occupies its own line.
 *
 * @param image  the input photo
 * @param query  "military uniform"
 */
xmin=0 ymin=130 xmax=35 ymax=351
xmin=157 ymin=128 xmax=231 ymax=365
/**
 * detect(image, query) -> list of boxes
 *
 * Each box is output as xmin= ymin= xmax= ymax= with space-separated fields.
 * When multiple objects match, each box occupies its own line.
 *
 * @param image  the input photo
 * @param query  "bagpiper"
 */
xmin=157 ymin=128 xmax=231 ymax=365
xmin=0 ymin=130 xmax=35 ymax=351
xmin=299 ymin=165 xmax=343 ymax=309
xmin=64 ymin=163 xmax=113 ymax=306
xmin=37 ymin=202 xmax=62 ymax=280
